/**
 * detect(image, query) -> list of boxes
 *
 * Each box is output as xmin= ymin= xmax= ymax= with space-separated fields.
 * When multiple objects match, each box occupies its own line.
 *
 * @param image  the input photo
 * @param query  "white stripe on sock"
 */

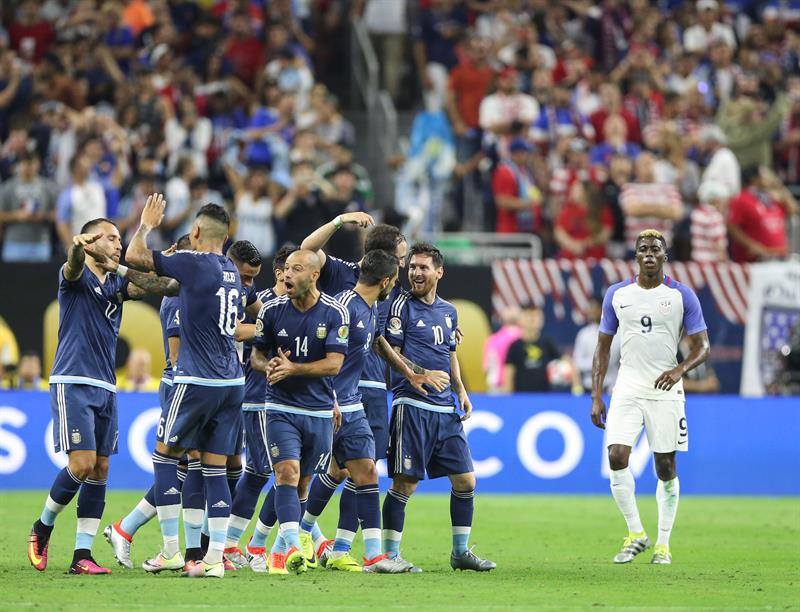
xmin=45 ymin=495 xmax=66 ymax=514
xmin=382 ymin=529 xmax=402 ymax=542
xmin=76 ymin=517 xmax=100 ymax=536
xmin=135 ymin=497 xmax=157 ymax=520
xmin=452 ymin=526 xmax=471 ymax=535
xmin=335 ymin=529 xmax=356 ymax=543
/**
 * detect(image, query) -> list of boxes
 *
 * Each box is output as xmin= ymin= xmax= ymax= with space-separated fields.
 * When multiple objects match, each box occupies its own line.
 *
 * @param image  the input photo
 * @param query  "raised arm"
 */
xmin=300 ymin=212 xmax=375 ymax=268
xmin=87 ymin=248 xmax=179 ymax=297
xmin=590 ymin=332 xmax=614 ymax=429
xmin=64 ymin=232 xmax=104 ymax=281
xmin=127 ymin=193 xmax=167 ymax=271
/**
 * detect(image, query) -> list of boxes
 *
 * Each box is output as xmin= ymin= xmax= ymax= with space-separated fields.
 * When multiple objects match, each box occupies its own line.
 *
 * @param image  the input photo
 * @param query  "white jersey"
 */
xmin=600 ymin=275 xmax=706 ymax=401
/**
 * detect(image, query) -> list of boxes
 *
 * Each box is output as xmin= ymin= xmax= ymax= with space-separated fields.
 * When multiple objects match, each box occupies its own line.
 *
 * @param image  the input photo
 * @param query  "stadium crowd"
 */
xmin=380 ymin=0 xmax=800 ymax=261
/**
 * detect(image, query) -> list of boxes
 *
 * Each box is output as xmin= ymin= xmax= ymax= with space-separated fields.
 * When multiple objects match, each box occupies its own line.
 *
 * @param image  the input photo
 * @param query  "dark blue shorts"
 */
xmin=333 ymin=409 xmax=376 ymax=468
xmin=157 ymin=383 xmax=244 ymax=455
xmin=243 ymin=411 xmax=271 ymax=475
xmin=158 ymin=380 xmax=175 ymax=413
xmin=50 ymin=383 xmax=118 ymax=455
xmin=387 ymin=403 xmax=474 ymax=480
xmin=360 ymin=386 xmax=390 ymax=460
xmin=265 ymin=410 xmax=333 ymax=476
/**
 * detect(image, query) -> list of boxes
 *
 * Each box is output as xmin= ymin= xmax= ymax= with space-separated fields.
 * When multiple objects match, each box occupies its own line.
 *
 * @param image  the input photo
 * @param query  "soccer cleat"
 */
xmin=393 ymin=555 xmax=423 ymax=573
xmin=651 ymin=544 xmax=672 ymax=564
xmin=69 ymin=558 xmax=112 ymax=575
xmin=182 ymin=560 xmax=224 ymax=578
xmin=267 ymin=552 xmax=288 ymax=575
xmin=247 ymin=551 xmax=268 ymax=573
xmin=363 ymin=553 xmax=414 ymax=574
xmin=224 ymin=547 xmax=247 ymax=569
xmin=223 ymin=557 xmax=237 ymax=571
xmin=613 ymin=533 xmax=651 ymax=564
xmin=27 ymin=528 xmax=49 ymax=572
xmin=285 ymin=546 xmax=307 ymax=574
xmin=298 ymin=531 xmax=318 ymax=569
xmin=450 ymin=546 xmax=496 ymax=572
xmin=326 ymin=552 xmax=362 ymax=572
xmin=182 ymin=560 xmax=201 ymax=573
xmin=316 ymin=539 xmax=334 ymax=568
xmin=104 ymin=522 xmax=133 ymax=569
xmin=142 ymin=551 xmax=185 ymax=573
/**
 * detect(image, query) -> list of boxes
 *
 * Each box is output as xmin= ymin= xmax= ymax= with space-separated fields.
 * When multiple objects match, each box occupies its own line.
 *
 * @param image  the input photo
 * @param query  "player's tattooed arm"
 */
xmin=449 ymin=351 xmax=472 ymax=421
xmin=654 ymin=329 xmax=710 ymax=391
xmin=124 ymin=270 xmax=180 ymax=298
xmin=300 ymin=212 xmax=375 ymax=269
xmin=590 ymin=332 xmax=614 ymax=429
xmin=64 ymin=232 xmax=103 ymax=281
xmin=374 ymin=338 xmax=449 ymax=392
xmin=126 ymin=193 xmax=166 ymax=271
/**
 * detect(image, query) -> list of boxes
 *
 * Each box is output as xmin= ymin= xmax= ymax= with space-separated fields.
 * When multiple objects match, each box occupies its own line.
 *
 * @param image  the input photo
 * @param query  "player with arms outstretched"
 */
xmin=28 ymin=214 xmax=178 ymax=574
xmin=591 ymin=229 xmax=710 ymax=565
xmin=383 ymin=243 xmax=495 ymax=572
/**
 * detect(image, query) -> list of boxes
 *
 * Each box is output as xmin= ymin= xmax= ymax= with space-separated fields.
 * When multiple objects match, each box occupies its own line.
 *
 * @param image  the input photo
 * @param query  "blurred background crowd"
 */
xmin=0 ymin=0 xmax=799 ymax=394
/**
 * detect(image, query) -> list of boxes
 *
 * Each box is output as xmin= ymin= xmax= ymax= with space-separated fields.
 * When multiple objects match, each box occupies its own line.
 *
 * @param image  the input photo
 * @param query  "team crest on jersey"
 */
xmin=444 ymin=314 xmax=452 ymax=329
xmin=255 ymin=319 xmax=264 ymax=336
xmin=403 ymin=456 xmax=412 ymax=471
xmin=389 ymin=317 xmax=402 ymax=333
xmin=658 ymin=300 xmax=672 ymax=315
xmin=338 ymin=325 xmax=349 ymax=339
xmin=316 ymin=324 xmax=327 ymax=339
xmin=71 ymin=429 xmax=82 ymax=445
xmin=270 ymin=443 xmax=280 ymax=458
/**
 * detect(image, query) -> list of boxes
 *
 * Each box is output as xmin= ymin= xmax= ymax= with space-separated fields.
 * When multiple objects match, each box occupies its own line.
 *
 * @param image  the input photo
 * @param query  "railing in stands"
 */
xmin=420 ymin=232 xmax=543 ymax=265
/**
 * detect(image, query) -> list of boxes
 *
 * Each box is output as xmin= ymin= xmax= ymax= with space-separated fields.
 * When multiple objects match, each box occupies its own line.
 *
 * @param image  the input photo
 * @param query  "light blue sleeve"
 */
xmin=677 ymin=283 xmax=707 ymax=335
xmin=599 ymin=283 xmax=621 ymax=336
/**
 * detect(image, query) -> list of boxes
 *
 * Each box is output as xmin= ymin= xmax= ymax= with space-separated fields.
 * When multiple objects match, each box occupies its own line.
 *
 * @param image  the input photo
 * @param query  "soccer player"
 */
xmin=591 ymin=229 xmax=709 ymax=565
xmin=250 ymin=249 xmax=349 ymax=575
xmin=223 ymin=244 xmax=298 ymax=572
xmin=103 ymin=234 xmax=193 ymax=569
xmin=382 ymin=242 xmax=495 ymax=572
xmin=28 ymin=215 xmax=178 ymax=574
xmin=124 ymin=196 xmax=247 ymax=578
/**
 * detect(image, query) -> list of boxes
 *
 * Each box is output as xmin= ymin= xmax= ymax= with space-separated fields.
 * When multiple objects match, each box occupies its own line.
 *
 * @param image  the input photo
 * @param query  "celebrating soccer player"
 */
xmin=250 ymin=249 xmax=348 ymax=574
xmin=591 ymin=229 xmax=710 ymax=565
xmin=382 ymin=242 xmax=496 ymax=572
xmin=122 ymin=195 xmax=248 ymax=578
xmin=28 ymin=215 xmax=178 ymax=575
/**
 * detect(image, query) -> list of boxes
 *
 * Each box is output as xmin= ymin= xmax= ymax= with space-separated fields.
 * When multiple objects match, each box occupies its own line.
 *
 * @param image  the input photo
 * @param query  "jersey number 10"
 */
xmin=216 ymin=287 xmax=240 ymax=336
xmin=432 ymin=325 xmax=445 ymax=345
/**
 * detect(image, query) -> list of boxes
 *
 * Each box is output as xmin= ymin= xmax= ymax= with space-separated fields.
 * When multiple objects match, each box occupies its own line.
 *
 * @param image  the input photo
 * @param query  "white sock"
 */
xmin=656 ymin=477 xmax=680 ymax=547
xmin=609 ymin=468 xmax=644 ymax=534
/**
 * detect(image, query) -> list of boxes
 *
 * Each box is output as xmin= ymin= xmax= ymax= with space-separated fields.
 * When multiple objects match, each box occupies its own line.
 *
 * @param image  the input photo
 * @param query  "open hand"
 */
xmin=141 ymin=193 xmax=166 ymax=229
xmin=654 ymin=367 xmax=682 ymax=391
xmin=423 ymin=369 xmax=450 ymax=392
xmin=73 ymin=232 xmax=103 ymax=248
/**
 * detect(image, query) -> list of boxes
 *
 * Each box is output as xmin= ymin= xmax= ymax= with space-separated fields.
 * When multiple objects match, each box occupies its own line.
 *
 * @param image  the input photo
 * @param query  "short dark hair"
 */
xmin=176 ymin=234 xmax=191 ymax=250
xmin=80 ymin=217 xmax=117 ymax=234
xmin=519 ymin=302 xmax=542 ymax=313
xmin=635 ymin=229 xmax=668 ymax=251
xmin=408 ymin=242 xmax=444 ymax=268
xmin=272 ymin=243 xmax=299 ymax=272
xmin=741 ymin=165 xmax=761 ymax=187
xmin=196 ymin=203 xmax=229 ymax=227
xmin=227 ymin=240 xmax=262 ymax=267
xmin=359 ymin=249 xmax=399 ymax=286
xmin=364 ymin=224 xmax=405 ymax=255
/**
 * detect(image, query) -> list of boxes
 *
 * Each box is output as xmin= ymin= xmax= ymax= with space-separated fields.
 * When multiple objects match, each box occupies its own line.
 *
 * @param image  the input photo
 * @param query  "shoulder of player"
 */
xmin=258 ymin=293 xmax=290 ymax=318
xmin=327 ymin=255 xmax=359 ymax=271
xmin=389 ymin=289 xmax=413 ymax=317
xmin=662 ymin=277 xmax=699 ymax=303
xmin=319 ymin=292 xmax=350 ymax=323
xmin=606 ymin=278 xmax=637 ymax=303
xmin=256 ymin=288 xmax=274 ymax=302
xmin=434 ymin=295 xmax=457 ymax=314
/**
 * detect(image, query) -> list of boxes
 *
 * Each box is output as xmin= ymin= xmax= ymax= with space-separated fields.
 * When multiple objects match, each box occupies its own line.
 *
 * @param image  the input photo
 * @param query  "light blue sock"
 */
xmin=271 ymin=533 xmax=286 ymax=554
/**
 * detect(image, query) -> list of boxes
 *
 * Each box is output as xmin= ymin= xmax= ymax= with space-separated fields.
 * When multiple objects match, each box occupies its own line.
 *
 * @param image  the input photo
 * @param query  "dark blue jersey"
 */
xmin=360 ymin=283 xmax=402 ymax=388
xmin=50 ymin=266 xmax=131 ymax=392
xmin=334 ymin=289 xmax=377 ymax=410
xmin=386 ymin=290 xmax=458 ymax=412
xmin=253 ymin=292 xmax=349 ymax=414
xmin=153 ymin=250 xmax=244 ymax=386
xmin=242 ymin=287 xmax=275 ymax=409
xmin=159 ymin=296 xmax=180 ymax=382
xmin=316 ymin=255 xmax=359 ymax=295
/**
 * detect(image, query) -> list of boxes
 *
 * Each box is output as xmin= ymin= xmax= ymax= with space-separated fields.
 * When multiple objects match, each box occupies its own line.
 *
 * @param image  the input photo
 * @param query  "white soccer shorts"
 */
xmin=605 ymin=396 xmax=688 ymax=453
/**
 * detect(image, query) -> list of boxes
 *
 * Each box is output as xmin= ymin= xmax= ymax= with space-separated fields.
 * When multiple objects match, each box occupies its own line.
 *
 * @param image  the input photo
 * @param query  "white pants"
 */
xmin=606 ymin=396 xmax=688 ymax=453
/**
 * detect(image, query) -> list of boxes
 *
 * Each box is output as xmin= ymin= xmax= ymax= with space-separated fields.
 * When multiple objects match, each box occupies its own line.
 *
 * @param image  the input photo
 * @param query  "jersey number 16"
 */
xmin=215 ymin=287 xmax=240 ymax=336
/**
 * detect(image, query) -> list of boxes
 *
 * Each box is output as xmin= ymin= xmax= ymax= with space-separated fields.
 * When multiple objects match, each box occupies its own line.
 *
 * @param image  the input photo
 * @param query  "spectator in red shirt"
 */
xmin=447 ymin=35 xmax=493 ymax=228
xmin=223 ymin=10 xmax=265 ymax=86
xmin=9 ymin=1 xmax=54 ymax=63
xmin=727 ymin=166 xmax=799 ymax=262
xmin=491 ymin=138 xmax=543 ymax=234
xmin=590 ymin=82 xmax=640 ymax=144
xmin=554 ymin=180 xmax=613 ymax=259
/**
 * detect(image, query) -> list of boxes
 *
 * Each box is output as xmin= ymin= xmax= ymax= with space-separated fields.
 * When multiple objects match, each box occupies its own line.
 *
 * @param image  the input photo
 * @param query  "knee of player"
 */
xmin=68 ymin=455 xmax=96 ymax=480
xmin=450 ymin=472 xmax=476 ymax=492
xmin=391 ymin=476 xmax=418 ymax=497
xmin=329 ymin=464 xmax=349 ymax=482
xmin=607 ymin=445 xmax=630 ymax=470
xmin=226 ymin=455 xmax=242 ymax=469
xmin=350 ymin=462 xmax=378 ymax=486
xmin=654 ymin=455 xmax=676 ymax=480
xmin=91 ymin=457 xmax=110 ymax=480
xmin=274 ymin=461 xmax=300 ymax=485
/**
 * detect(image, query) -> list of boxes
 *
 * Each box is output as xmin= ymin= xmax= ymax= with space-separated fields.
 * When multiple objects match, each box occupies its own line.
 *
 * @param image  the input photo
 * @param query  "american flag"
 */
xmin=492 ymin=259 xmax=751 ymax=325
xmin=759 ymin=306 xmax=800 ymax=389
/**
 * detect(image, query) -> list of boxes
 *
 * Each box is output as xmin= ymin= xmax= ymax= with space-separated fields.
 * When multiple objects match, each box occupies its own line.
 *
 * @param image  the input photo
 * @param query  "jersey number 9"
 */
xmin=215 ymin=287 xmax=240 ymax=336
xmin=640 ymin=315 xmax=652 ymax=334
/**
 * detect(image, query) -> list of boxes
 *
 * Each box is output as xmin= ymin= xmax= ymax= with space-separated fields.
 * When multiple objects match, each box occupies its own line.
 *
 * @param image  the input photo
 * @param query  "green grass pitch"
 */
xmin=2 ymin=492 xmax=798 ymax=610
